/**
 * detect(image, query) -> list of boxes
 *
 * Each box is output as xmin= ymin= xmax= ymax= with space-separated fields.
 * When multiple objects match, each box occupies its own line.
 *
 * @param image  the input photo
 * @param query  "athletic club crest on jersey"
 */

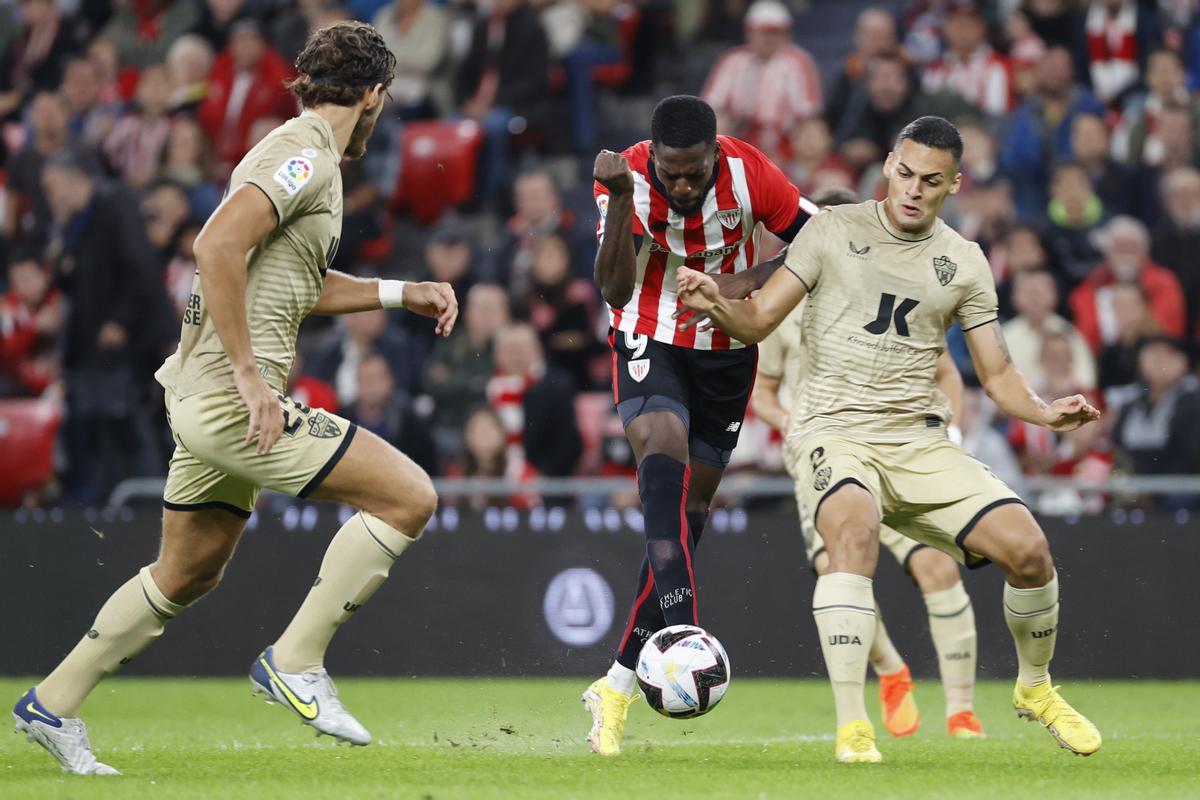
xmin=628 ymin=358 xmax=650 ymax=382
xmin=716 ymin=208 xmax=742 ymax=230
xmin=308 ymin=412 xmax=342 ymax=439
xmin=933 ymin=255 xmax=957 ymax=286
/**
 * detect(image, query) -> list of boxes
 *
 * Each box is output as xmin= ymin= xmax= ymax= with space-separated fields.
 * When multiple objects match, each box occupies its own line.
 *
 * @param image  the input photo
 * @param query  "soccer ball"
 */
xmin=636 ymin=625 xmax=731 ymax=718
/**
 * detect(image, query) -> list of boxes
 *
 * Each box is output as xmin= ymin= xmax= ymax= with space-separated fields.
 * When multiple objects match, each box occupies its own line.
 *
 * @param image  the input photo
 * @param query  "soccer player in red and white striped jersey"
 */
xmin=582 ymin=95 xmax=815 ymax=755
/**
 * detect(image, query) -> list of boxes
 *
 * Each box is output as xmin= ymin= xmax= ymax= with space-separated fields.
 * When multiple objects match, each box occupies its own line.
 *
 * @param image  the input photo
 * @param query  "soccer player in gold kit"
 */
xmin=14 ymin=22 xmax=458 ymax=775
xmin=678 ymin=116 xmax=1101 ymax=763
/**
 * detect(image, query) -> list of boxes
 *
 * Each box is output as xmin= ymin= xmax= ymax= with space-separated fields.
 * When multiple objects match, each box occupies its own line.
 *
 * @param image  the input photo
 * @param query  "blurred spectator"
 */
xmin=557 ymin=0 xmax=630 ymax=153
xmin=271 ymin=0 xmax=347 ymax=61
xmin=344 ymin=351 xmax=439 ymax=477
xmin=42 ymin=149 xmax=175 ymax=503
xmin=456 ymin=0 xmax=551 ymax=204
xmin=1097 ymin=283 xmax=1160 ymax=391
xmin=1040 ymin=160 xmax=1107 ymax=286
xmin=192 ymin=0 xmax=247 ymax=52
xmin=1112 ymin=337 xmax=1200 ymax=500
xmin=958 ymin=388 xmax=1024 ymax=494
xmin=487 ymin=322 xmax=582 ymax=478
xmin=104 ymin=64 xmax=172 ymax=188
xmin=1110 ymin=49 xmax=1197 ymax=167
xmin=374 ymin=0 xmax=450 ymax=120
xmin=1151 ymin=166 xmax=1200 ymax=335
xmin=1004 ymin=9 xmax=1047 ymax=99
xmin=835 ymin=54 xmax=933 ymax=171
xmin=158 ymin=116 xmax=221 ymax=217
xmin=142 ymin=180 xmax=193 ymax=266
xmin=826 ymin=6 xmax=902 ymax=136
xmin=994 ymin=223 xmax=1064 ymax=319
xmin=1080 ymin=0 xmax=1161 ymax=107
xmin=785 ymin=116 xmax=856 ymax=196
xmin=287 ymin=350 xmax=338 ymax=414
xmin=453 ymin=405 xmax=537 ymax=509
xmin=97 ymin=0 xmax=199 ymax=70
xmin=0 ymin=0 xmax=79 ymax=121
xmin=1003 ymin=268 xmax=1096 ymax=390
xmin=1069 ymin=215 xmax=1186 ymax=351
xmin=1070 ymin=110 xmax=1137 ymax=218
xmin=164 ymin=34 xmax=214 ymax=114
xmin=196 ymin=18 xmax=297 ymax=175
xmin=403 ymin=217 xmax=478 ymax=354
xmin=422 ymin=283 xmax=510 ymax=459
xmin=513 ymin=233 xmax=598 ymax=390
xmin=951 ymin=176 xmax=1015 ymax=254
xmin=310 ymin=308 xmax=419 ymax=408
xmin=162 ymin=216 xmax=202 ymax=323
xmin=920 ymin=2 xmax=1011 ymax=118
xmin=491 ymin=170 xmax=593 ymax=289
xmin=1007 ymin=331 xmax=1108 ymax=500
xmin=956 ymin=118 xmax=998 ymax=186
xmin=702 ymin=0 xmax=822 ymax=163
xmin=3 ymin=91 xmax=74 ymax=247
xmin=60 ymin=54 xmax=119 ymax=147
xmin=0 ymin=247 xmax=62 ymax=398
xmin=1001 ymin=45 xmax=1104 ymax=220
xmin=901 ymin=0 xmax=954 ymax=66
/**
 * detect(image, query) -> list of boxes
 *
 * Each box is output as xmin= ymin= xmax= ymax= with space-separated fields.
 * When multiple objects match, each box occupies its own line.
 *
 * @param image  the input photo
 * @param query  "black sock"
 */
xmin=613 ymin=501 xmax=710 ymax=670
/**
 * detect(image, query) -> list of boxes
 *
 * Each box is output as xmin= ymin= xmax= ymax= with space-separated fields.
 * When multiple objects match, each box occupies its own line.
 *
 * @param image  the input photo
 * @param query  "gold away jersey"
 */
xmin=156 ymin=111 xmax=343 ymax=398
xmin=783 ymin=200 xmax=997 ymax=444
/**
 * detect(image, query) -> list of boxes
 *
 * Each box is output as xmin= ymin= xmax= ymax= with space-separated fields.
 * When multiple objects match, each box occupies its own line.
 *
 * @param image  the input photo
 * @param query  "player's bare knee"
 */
xmin=1004 ymin=534 xmax=1054 ymax=586
xmin=910 ymin=549 xmax=960 ymax=593
xmin=375 ymin=472 xmax=437 ymax=538
xmin=151 ymin=560 xmax=224 ymax=605
xmin=828 ymin=522 xmax=877 ymax=573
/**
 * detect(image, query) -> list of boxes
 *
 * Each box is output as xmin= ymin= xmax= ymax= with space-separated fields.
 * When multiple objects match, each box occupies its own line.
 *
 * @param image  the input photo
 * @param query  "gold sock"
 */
xmin=38 ymin=566 xmax=186 ymax=717
xmin=1004 ymin=573 xmax=1059 ymax=688
xmin=813 ymin=572 xmax=876 ymax=727
xmin=924 ymin=582 xmax=977 ymax=715
xmin=272 ymin=512 xmax=415 ymax=673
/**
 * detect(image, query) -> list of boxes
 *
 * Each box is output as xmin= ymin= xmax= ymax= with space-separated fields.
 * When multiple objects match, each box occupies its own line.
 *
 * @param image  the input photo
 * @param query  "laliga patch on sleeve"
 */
xmin=596 ymin=194 xmax=609 ymax=219
xmin=273 ymin=156 xmax=314 ymax=196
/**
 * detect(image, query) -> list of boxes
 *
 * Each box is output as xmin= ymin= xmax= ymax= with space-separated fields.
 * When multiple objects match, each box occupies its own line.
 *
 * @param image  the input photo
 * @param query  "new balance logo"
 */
xmin=1032 ymin=628 xmax=1055 ymax=639
xmin=725 ymin=422 xmax=741 ymax=432
xmin=827 ymin=635 xmax=863 ymax=645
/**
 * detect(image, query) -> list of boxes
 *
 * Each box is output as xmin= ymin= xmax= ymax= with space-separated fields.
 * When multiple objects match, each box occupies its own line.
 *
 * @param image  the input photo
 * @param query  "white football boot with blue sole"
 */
xmin=249 ymin=647 xmax=371 ymax=745
xmin=12 ymin=687 xmax=120 ymax=775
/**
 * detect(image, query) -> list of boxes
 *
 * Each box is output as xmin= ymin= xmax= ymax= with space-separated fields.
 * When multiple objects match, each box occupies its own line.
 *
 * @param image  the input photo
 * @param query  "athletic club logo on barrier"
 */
xmin=543 ymin=568 xmax=615 ymax=647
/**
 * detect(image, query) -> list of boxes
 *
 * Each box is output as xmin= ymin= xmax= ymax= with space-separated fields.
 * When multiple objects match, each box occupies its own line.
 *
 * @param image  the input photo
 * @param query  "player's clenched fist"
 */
xmin=676 ymin=268 xmax=722 ymax=315
xmin=594 ymin=150 xmax=634 ymax=195
xmin=1040 ymin=394 xmax=1101 ymax=432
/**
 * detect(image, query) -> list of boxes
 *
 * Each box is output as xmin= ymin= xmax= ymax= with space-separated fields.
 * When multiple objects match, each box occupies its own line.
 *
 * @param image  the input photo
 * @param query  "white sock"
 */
xmin=606 ymin=661 xmax=637 ymax=696
xmin=1003 ymin=573 xmax=1059 ymax=688
xmin=273 ymin=511 xmax=415 ymax=673
xmin=869 ymin=604 xmax=905 ymax=676
xmin=924 ymin=582 xmax=977 ymax=715
xmin=813 ymin=572 xmax=876 ymax=727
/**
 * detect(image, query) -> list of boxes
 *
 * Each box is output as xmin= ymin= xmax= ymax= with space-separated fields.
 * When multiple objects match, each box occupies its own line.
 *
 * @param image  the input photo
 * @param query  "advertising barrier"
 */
xmin=1 ymin=507 xmax=1195 ymax=678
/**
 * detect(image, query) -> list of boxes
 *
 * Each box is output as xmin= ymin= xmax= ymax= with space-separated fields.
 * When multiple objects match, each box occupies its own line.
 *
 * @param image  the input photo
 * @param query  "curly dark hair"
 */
xmin=286 ymin=21 xmax=397 ymax=108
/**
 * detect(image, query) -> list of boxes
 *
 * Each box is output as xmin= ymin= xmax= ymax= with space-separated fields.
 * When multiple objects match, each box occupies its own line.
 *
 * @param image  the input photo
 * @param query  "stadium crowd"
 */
xmin=2 ymin=0 xmax=1200 ymax=510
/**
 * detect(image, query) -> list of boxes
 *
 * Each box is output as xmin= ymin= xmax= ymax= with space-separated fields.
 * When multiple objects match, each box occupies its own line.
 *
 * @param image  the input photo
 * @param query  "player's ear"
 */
xmin=882 ymin=152 xmax=894 ymax=179
xmin=948 ymin=170 xmax=963 ymax=196
xmin=367 ymin=83 xmax=385 ymax=109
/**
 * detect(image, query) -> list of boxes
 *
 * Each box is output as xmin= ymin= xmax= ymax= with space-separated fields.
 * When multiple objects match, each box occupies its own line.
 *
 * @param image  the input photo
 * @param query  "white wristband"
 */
xmin=378 ymin=279 xmax=406 ymax=309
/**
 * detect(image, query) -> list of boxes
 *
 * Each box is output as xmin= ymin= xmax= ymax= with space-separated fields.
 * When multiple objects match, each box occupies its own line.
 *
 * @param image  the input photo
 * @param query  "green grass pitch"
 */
xmin=2 ymin=677 xmax=1198 ymax=799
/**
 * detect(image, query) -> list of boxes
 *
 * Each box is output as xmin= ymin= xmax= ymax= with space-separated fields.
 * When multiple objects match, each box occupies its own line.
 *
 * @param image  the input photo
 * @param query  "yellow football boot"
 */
xmin=1013 ymin=681 xmax=1101 ymax=756
xmin=947 ymin=709 xmax=986 ymax=738
xmin=582 ymin=678 xmax=637 ymax=756
xmin=879 ymin=666 xmax=920 ymax=737
xmin=835 ymin=719 xmax=883 ymax=763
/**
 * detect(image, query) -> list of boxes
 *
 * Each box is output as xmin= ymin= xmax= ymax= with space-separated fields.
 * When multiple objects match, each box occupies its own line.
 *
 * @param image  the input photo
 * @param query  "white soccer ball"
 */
xmin=636 ymin=625 xmax=731 ymax=718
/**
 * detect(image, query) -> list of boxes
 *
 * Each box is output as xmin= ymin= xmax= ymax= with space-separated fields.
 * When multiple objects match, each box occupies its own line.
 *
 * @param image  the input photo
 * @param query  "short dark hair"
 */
xmin=811 ymin=186 xmax=858 ymax=207
xmin=895 ymin=116 xmax=963 ymax=163
xmin=43 ymin=147 xmax=100 ymax=178
xmin=287 ymin=21 xmax=397 ymax=108
xmin=651 ymin=95 xmax=716 ymax=149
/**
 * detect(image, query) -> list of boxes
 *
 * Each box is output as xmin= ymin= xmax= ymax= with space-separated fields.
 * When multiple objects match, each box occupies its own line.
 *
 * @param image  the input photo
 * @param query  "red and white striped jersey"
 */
xmin=594 ymin=135 xmax=813 ymax=351
xmin=921 ymin=45 xmax=1013 ymax=117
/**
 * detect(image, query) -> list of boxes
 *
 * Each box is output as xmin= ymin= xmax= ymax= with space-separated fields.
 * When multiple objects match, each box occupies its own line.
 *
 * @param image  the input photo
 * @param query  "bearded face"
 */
xmin=345 ymin=92 xmax=384 ymax=160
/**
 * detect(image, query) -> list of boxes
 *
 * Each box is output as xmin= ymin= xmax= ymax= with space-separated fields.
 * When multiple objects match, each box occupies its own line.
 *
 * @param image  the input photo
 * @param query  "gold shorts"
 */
xmin=163 ymin=388 xmax=356 ymax=518
xmin=785 ymin=432 xmax=1023 ymax=569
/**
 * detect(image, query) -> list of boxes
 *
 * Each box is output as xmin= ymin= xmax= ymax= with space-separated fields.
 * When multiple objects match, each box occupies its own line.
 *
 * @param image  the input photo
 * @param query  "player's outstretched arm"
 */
xmin=593 ymin=150 xmax=637 ymax=308
xmin=311 ymin=272 xmax=458 ymax=336
xmin=751 ymin=373 xmax=788 ymax=432
xmin=964 ymin=320 xmax=1100 ymax=432
xmin=194 ymin=184 xmax=287 ymax=453
xmin=676 ymin=265 xmax=806 ymax=345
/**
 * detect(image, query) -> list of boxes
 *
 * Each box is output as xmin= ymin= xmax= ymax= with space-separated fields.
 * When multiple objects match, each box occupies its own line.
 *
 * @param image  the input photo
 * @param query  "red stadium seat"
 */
xmin=0 ymin=399 xmax=62 ymax=507
xmin=390 ymin=120 xmax=485 ymax=224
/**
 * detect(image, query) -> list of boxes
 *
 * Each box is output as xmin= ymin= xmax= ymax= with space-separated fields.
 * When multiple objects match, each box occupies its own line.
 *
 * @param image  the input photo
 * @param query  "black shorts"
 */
xmin=608 ymin=328 xmax=758 ymax=467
